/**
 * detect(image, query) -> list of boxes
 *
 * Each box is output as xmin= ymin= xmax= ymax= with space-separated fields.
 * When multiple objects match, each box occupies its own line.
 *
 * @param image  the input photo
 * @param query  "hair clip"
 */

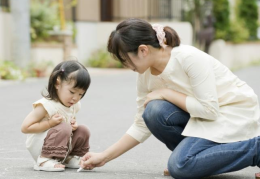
xmin=152 ymin=24 xmax=167 ymax=49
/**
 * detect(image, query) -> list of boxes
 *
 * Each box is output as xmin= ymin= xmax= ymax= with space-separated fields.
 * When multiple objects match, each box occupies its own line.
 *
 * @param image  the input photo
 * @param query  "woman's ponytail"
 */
xmin=164 ymin=26 xmax=180 ymax=47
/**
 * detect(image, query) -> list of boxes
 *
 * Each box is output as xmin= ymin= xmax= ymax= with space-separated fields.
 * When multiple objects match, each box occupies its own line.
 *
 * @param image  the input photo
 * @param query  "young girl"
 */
xmin=21 ymin=60 xmax=91 ymax=172
xmin=80 ymin=18 xmax=260 ymax=178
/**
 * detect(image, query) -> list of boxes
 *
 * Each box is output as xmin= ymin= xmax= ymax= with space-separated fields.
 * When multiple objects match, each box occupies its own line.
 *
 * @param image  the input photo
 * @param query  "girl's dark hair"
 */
xmin=43 ymin=60 xmax=91 ymax=101
xmin=107 ymin=18 xmax=180 ymax=67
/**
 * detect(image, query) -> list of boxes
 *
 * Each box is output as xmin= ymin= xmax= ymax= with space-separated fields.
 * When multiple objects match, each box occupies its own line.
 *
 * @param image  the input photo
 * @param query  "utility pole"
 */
xmin=10 ymin=0 xmax=31 ymax=68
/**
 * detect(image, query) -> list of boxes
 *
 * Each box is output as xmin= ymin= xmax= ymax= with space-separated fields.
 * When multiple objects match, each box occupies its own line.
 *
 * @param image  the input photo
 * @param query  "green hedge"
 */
xmin=30 ymin=0 xmax=59 ymax=42
xmin=0 ymin=61 xmax=27 ymax=80
xmin=213 ymin=0 xmax=230 ymax=40
xmin=238 ymin=0 xmax=259 ymax=40
xmin=86 ymin=48 xmax=123 ymax=68
xmin=213 ymin=0 xmax=258 ymax=43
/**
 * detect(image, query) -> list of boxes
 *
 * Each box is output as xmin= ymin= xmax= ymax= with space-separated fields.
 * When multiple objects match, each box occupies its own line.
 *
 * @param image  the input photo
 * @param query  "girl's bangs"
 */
xmin=68 ymin=70 xmax=90 ymax=91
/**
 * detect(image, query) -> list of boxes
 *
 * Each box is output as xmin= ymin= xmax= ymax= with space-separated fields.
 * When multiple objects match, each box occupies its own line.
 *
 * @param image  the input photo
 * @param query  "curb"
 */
xmin=0 ymin=68 xmax=131 ymax=87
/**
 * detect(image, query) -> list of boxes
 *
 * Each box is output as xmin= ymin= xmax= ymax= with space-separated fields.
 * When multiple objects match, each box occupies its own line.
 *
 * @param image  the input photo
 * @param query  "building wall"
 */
xmin=75 ymin=0 xmax=100 ymax=21
xmin=209 ymin=40 xmax=260 ymax=69
xmin=75 ymin=21 xmax=193 ymax=62
xmin=113 ymin=0 xmax=149 ymax=20
xmin=74 ymin=0 xmax=183 ymax=22
xmin=31 ymin=43 xmax=78 ymax=65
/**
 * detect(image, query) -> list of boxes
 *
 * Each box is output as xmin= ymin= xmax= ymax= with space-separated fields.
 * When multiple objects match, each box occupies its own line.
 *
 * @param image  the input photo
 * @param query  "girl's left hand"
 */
xmin=144 ymin=89 xmax=166 ymax=108
xmin=70 ymin=118 xmax=78 ymax=131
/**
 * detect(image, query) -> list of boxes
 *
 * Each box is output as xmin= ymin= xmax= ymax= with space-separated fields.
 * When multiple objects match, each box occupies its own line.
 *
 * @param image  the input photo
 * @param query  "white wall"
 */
xmin=0 ymin=12 xmax=12 ymax=61
xmin=31 ymin=44 xmax=78 ymax=66
xmin=75 ymin=21 xmax=193 ymax=62
xmin=209 ymin=39 xmax=260 ymax=69
xmin=1 ymin=16 xmax=193 ymax=64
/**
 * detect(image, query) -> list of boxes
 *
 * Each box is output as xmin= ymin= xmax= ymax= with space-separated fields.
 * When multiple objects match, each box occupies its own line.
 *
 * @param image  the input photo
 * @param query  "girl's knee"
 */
xmin=75 ymin=125 xmax=91 ymax=138
xmin=49 ymin=122 xmax=72 ymax=137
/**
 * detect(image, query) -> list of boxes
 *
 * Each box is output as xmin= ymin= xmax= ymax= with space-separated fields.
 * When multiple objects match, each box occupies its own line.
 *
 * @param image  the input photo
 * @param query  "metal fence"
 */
xmin=112 ymin=0 xmax=184 ymax=21
xmin=1 ymin=0 xmax=185 ymax=22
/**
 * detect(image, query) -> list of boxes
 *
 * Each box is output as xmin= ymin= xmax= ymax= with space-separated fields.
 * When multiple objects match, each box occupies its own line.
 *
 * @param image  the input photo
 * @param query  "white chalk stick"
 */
xmin=77 ymin=167 xmax=83 ymax=172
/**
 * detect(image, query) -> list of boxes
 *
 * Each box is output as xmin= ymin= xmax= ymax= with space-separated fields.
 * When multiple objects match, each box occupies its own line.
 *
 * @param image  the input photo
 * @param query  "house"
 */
xmin=0 ymin=0 xmax=192 ymax=64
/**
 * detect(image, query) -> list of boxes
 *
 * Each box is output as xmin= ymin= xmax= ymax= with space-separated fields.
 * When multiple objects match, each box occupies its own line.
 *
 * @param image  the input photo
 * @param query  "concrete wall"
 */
xmin=75 ymin=0 xmax=100 ymax=21
xmin=75 ymin=21 xmax=193 ymax=62
xmin=0 ymin=12 xmax=12 ymax=61
xmin=209 ymin=39 xmax=260 ymax=69
xmin=31 ymin=43 xmax=78 ymax=66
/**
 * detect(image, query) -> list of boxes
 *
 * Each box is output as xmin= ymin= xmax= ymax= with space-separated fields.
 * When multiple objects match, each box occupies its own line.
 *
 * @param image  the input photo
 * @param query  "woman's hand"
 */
xmin=48 ymin=113 xmax=63 ymax=127
xmin=80 ymin=134 xmax=140 ymax=170
xmin=70 ymin=118 xmax=78 ymax=131
xmin=80 ymin=152 xmax=106 ymax=170
xmin=144 ymin=89 xmax=166 ymax=107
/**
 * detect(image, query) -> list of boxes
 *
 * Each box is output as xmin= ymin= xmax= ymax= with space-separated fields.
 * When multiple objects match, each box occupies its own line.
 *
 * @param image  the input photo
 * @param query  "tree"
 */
xmin=212 ymin=0 xmax=230 ymax=40
xmin=238 ymin=0 xmax=258 ymax=40
xmin=10 ymin=0 xmax=31 ymax=68
xmin=184 ymin=0 xmax=205 ymax=43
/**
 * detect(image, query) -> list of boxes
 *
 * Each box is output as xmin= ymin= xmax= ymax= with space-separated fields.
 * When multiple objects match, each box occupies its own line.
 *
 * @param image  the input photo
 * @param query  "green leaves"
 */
xmin=87 ymin=48 xmax=123 ymax=68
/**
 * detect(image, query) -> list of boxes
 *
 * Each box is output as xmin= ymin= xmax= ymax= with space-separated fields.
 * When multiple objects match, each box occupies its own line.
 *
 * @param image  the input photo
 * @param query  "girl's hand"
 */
xmin=80 ymin=152 xmax=106 ymax=170
xmin=144 ymin=89 xmax=166 ymax=107
xmin=49 ymin=113 xmax=63 ymax=127
xmin=70 ymin=118 xmax=78 ymax=131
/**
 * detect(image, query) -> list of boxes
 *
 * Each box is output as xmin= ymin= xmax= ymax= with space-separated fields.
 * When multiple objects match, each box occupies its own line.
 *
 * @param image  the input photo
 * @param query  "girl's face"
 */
xmin=55 ymin=80 xmax=85 ymax=107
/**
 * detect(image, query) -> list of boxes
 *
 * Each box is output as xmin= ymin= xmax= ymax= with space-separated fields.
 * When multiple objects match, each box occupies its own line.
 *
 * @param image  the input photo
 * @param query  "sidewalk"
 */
xmin=0 ymin=66 xmax=260 ymax=179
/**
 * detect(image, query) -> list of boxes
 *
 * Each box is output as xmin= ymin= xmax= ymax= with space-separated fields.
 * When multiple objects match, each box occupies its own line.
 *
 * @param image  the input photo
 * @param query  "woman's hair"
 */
xmin=43 ymin=60 xmax=91 ymax=101
xmin=107 ymin=18 xmax=180 ymax=67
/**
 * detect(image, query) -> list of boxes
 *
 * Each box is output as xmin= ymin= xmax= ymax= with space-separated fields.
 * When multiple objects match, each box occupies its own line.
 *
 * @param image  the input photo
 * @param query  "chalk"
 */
xmin=77 ymin=167 xmax=83 ymax=172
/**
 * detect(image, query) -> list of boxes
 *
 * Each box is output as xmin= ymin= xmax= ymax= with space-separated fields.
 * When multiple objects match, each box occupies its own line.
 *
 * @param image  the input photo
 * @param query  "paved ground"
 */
xmin=0 ymin=66 xmax=260 ymax=179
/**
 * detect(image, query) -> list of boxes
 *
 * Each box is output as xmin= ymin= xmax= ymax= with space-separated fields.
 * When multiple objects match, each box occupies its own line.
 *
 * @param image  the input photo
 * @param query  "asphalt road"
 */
xmin=0 ymin=67 xmax=260 ymax=179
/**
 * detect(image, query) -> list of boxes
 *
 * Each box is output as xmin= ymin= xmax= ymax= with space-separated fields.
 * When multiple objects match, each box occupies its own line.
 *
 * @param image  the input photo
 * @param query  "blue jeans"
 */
xmin=142 ymin=100 xmax=260 ymax=179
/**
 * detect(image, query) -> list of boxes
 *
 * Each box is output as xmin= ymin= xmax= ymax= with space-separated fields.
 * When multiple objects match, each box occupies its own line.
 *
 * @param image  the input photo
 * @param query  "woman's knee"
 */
xmin=142 ymin=100 xmax=167 ymax=125
xmin=168 ymin=142 xmax=200 ymax=179
xmin=168 ymin=156 xmax=195 ymax=179
xmin=142 ymin=100 xmax=186 ymax=128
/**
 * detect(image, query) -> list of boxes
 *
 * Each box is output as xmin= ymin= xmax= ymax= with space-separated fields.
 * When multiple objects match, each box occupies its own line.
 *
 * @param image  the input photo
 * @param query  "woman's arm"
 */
xmin=81 ymin=134 xmax=139 ymax=169
xmin=103 ymin=134 xmax=140 ymax=162
xmin=144 ymin=51 xmax=220 ymax=120
xmin=21 ymin=104 xmax=51 ymax=133
xmin=182 ymin=52 xmax=220 ymax=120
xmin=144 ymin=88 xmax=187 ymax=112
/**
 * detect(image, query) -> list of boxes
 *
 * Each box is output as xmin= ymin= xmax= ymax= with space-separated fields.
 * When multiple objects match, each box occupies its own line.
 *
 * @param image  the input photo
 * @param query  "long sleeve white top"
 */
xmin=126 ymin=45 xmax=260 ymax=143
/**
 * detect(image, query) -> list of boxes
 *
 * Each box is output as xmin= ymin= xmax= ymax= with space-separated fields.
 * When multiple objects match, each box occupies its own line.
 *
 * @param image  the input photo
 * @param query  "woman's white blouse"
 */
xmin=126 ymin=45 xmax=260 ymax=143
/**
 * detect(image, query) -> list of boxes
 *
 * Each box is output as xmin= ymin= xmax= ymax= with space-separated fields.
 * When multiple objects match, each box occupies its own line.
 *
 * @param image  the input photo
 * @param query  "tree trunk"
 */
xmin=10 ymin=0 xmax=30 ymax=68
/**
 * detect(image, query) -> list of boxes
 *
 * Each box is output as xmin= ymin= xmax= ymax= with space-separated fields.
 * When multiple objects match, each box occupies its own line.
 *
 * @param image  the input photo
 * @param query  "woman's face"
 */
xmin=127 ymin=49 xmax=151 ymax=74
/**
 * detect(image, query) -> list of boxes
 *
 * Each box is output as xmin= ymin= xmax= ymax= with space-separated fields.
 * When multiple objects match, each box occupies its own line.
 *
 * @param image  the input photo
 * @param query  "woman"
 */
xmin=80 ymin=18 xmax=260 ymax=179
